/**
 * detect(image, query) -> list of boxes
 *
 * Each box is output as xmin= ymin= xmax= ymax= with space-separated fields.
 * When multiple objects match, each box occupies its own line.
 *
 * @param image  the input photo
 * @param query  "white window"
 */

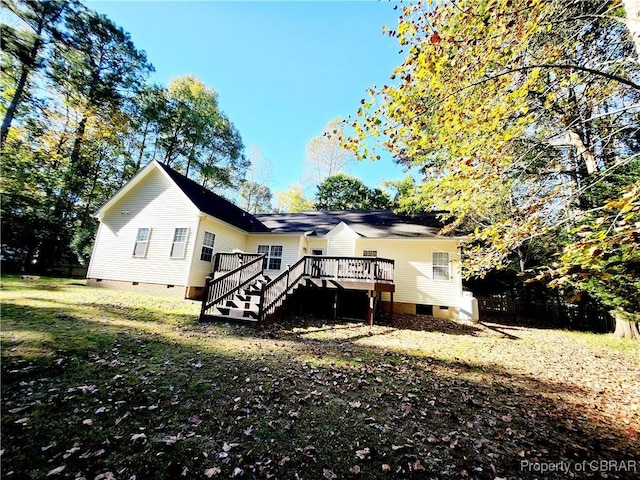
xmin=258 ymin=245 xmax=283 ymax=270
xmin=200 ymin=231 xmax=216 ymax=262
xmin=433 ymin=252 xmax=450 ymax=280
xmin=170 ymin=228 xmax=188 ymax=258
xmin=363 ymin=250 xmax=377 ymax=257
xmin=133 ymin=227 xmax=151 ymax=257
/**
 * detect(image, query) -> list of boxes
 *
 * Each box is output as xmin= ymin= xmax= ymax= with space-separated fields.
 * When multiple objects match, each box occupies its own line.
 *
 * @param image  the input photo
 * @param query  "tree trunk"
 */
xmin=68 ymin=65 xmax=101 ymax=191
xmin=67 ymin=115 xmax=92 ymax=197
xmin=612 ymin=312 xmax=640 ymax=340
xmin=135 ymin=120 xmax=150 ymax=169
xmin=0 ymin=17 xmax=45 ymax=147
xmin=1 ymin=1 xmax=67 ymax=146
xmin=516 ymin=245 xmax=526 ymax=274
xmin=2 ymin=62 xmax=32 ymax=147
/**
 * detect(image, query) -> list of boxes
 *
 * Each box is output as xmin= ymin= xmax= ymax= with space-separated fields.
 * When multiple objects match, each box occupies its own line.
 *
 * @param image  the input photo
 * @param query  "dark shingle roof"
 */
xmin=255 ymin=210 xmax=447 ymax=238
xmin=156 ymin=163 xmax=452 ymax=237
xmin=157 ymin=162 xmax=270 ymax=233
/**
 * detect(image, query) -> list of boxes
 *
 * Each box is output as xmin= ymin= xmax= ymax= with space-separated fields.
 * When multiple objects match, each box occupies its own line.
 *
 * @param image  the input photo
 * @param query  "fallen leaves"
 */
xmin=323 ymin=468 xmax=337 ymax=479
xmin=355 ymin=447 xmax=370 ymax=460
xmin=45 ymin=465 xmax=65 ymax=476
xmin=2 ymin=284 xmax=640 ymax=480
xmin=130 ymin=433 xmax=146 ymax=443
xmin=204 ymin=466 xmax=221 ymax=477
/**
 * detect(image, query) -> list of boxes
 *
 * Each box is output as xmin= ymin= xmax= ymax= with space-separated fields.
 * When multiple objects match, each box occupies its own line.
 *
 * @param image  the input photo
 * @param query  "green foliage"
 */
xmin=1 ymin=0 xmax=70 ymax=145
xmin=540 ymin=183 xmax=640 ymax=321
xmin=2 ymin=276 xmax=639 ymax=478
xmin=276 ymin=184 xmax=314 ymax=213
xmin=129 ymin=75 xmax=247 ymax=188
xmin=383 ymin=175 xmax=429 ymax=216
xmin=0 ymin=3 xmax=248 ymax=271
xmin=348 ymin=0 xmax=640 ymax=290
xmin=314 ymin=173 xmax=393 ymax=211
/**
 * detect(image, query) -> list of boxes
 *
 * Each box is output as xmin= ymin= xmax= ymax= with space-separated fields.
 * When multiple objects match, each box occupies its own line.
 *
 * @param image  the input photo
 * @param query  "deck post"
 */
xmin=283 ymin=265 xmax=290 ymax=320
xmin=333 ymin=290 xmax=338 ymax=321
xmin=199 ymin=276 xmax=212 ymax=320
xmin=367 ymin=290 xmax=374 ymax=327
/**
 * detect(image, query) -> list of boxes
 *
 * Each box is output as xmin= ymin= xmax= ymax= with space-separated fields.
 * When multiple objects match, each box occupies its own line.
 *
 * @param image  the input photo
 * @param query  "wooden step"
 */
xmin=215 ymin=306 xmax=258 ymax=319
xmin=200 ymin=314 xmax=258 ymax=325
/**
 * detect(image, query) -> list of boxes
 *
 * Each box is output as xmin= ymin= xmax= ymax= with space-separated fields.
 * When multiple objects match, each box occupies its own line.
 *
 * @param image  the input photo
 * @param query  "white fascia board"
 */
xmin=358 ymin=235 xmax=469 ymax=242
xmin=246 ymin=232 xmax=306 ymax=238
xmin=199 ymin=212 xmax=255 ymax=235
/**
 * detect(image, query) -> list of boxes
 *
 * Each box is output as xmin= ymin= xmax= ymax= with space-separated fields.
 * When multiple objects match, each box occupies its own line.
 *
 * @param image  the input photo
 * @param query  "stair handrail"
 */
xmin=258 ymin=256 xmax=307 ymax=324
xmin=212 ymin=252 xmax=264 ymax=274
xmin=201 ymin=254 xmax=266 ymax=319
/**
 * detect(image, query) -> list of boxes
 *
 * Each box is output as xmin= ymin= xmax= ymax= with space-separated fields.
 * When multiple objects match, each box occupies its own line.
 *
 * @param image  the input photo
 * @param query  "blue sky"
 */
xmin=87 ymin=1 xmax=408 ymax=197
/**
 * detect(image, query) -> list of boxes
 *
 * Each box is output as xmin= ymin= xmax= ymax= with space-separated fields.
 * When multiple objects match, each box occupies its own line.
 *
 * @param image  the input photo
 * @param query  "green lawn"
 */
xmin=2 ymin=275 xmax=639 ymax=479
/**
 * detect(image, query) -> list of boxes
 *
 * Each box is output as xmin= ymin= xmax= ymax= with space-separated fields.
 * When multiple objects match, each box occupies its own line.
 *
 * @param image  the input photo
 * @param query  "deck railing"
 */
xmin=304 ymin=256 xmax=394 ymax=282
xmin=212 ymin=252 xmax=264 ymax=274
xmin=258 ymin=256 xmax=307 ymax=324
xmin=201 ymin=254 xmax=265 ymax=318
xmin=201 ymin=254 xmax=395 ymax=324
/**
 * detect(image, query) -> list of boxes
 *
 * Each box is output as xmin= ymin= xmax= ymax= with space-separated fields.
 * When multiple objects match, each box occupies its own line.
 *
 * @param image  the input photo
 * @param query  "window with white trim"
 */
xmin=200 ymin=231 xmax=216 ymax=262
xmin=133 ymin=227 xmax=151 ymax=257
xmin=258 ymin=245 xmax=283 ymax=270
xmin=170 ymin=228 xmax=188 ymax=258
xmin=363 ymin=250 xmax=377 ymax=257
xmin=433 ymin=252 xmax=450 ymax=280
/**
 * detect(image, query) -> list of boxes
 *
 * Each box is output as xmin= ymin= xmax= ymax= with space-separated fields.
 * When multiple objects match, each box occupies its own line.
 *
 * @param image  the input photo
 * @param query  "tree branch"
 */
xmin=500 ymin=64 xmax=640 ymax=91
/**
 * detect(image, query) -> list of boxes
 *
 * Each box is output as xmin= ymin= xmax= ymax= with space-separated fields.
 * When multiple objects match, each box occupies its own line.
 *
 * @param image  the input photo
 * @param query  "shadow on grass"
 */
xmin=2 ymin=297 xmax=639 ymax=480
xmin=479 ymin=311 xmax=560 ymax=329
xmin=385 ymin=314 xmax=485 ymax=336
xmin=278 ymin=313 xmax=485 ymax=337
xmin=479 ymin=322 xmax=521 ymax=340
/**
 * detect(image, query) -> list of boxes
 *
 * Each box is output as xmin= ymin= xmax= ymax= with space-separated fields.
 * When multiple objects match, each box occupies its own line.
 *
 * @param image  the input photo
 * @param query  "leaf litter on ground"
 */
xmin=1 ymin=277 xmax=639 ymax=479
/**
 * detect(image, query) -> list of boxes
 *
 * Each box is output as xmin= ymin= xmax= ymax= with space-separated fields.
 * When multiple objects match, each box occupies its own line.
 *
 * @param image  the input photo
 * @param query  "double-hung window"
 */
xmin=433 ymin=252 xmax=450 ymax=280
xmin=258 ymin=245 xmax=283 ymax=270
xmin=200 ymin=231 xmax=216 ymax=262
xmin=170 ymin=228 xmax=188 ymax=258
xmin=133 ymin=228 xmax=151 ymax=257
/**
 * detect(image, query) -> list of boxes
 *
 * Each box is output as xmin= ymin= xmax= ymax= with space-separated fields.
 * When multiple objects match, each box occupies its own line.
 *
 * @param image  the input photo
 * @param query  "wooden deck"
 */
xmin=202 ymin=254 xmax=395 ymax=326
xmin=303 ymin=276 xmax=395 ymax=292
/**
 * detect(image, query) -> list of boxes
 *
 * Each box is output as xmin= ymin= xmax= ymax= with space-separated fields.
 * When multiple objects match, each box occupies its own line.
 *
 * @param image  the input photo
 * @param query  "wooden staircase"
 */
xmin=200 ymin=254 xmax=307 ymax=326
xmin=200 ymin=253 xmax=394 ymax=326
xmin=206 ymin=275 xmax=269 ymax=324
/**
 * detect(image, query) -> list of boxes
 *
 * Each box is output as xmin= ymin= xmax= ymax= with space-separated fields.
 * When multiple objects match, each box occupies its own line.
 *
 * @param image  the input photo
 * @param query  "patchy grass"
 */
xmin=1 ymin=275 xmax=639 ymax=480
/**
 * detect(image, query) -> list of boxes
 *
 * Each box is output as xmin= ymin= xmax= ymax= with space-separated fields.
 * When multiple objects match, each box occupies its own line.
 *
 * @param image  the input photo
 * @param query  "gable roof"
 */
xmin=94 ymin=161 xmax=269 ymax=233
xmin=255 ymin=210 xmax=448 ymax=238
xmin=155 ymin=162 xmax=270 ymax=233
xmin=96 ymin=161 xmax=455 ymax=238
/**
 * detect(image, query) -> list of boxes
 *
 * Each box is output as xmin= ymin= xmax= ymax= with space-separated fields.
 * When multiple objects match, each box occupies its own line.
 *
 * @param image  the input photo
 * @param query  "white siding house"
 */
xmin=87 ymin=165 xmax=200 ymax=295
xmin=87 ymin=161 xmax=269 ymax=298
xmin=88 ymin=161 xmax=468 ymax=319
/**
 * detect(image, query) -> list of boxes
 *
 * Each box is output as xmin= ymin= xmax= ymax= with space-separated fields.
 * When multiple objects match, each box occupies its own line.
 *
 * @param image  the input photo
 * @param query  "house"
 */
xmin=87 ymin=160 xmax=468 ymax=324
